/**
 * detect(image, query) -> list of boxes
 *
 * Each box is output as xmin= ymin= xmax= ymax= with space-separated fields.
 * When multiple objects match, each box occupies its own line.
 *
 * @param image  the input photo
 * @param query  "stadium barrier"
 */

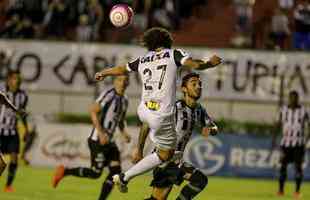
xmin=184 ymin=133 xmax=310 ymax=181
xmin=27 ymin=123 xmax=310 ymax=180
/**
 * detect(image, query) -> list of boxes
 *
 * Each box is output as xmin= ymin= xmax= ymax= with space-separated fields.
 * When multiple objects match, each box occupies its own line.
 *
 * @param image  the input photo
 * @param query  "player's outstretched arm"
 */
xmin=183 ymin=55 xmax=222 ymax=70
xmin=95 ymin=65 xmax=128 ymax=82
xmin=132 ymin=122 xmax=150 ymax=163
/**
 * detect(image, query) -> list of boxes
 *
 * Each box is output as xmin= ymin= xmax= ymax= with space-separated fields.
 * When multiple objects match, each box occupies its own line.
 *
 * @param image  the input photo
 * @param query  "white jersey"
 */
xmin=126 ymin=48 xmax=190 ymax=115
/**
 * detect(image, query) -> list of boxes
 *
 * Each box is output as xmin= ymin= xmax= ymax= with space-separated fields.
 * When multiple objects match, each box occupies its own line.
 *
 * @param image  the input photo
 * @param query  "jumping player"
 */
xmin=52 ymin=75 xmax=131 ymax=200
xmin=94 ymin=27 xmax=222 ymax=193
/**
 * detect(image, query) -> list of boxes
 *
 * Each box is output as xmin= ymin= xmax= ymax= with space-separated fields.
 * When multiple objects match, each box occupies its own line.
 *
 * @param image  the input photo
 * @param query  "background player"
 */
xmin=52 ymin=75 xmax=131 ymax=200
xmin=0 ymin=89 xmax=26 ymax=177
xmin=133 ymin=73 xmax=218 ymax=200
xmin=94 ymin=27 xmax=222 ymax=193
xmin=276 ymin=90 xmax=309 ymax=199
xmin=0 ymin=69 xmax=28 ymax=192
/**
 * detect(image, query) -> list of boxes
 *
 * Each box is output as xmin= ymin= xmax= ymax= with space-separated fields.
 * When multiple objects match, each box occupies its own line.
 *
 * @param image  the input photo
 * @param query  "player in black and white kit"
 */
xmin=52 ymin=75 xmax=131 ymax=200
xmin=276 ymin=90 xmax=309 ymax=199
xmin=0 ymin=70 xmax=28 ymax=192
xmin=0 ymin=89 xmax=26 ymax=177
xmin=95 ymin=27 xmax=222 ymax=193
xmin=133 ymin=73 xmax=218 ymax=200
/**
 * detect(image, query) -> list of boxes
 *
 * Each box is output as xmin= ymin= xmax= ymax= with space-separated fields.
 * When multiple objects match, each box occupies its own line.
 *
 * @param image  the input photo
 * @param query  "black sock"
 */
xmin=177 ymin=184 xmax=201 ymax=200
xmin=176 ymin=171 xmax=207 ymax=200
xmin=64 ymin=167 xmax=101 ymax=179
xmin=98 ymin=166 xmax=121 ymax=200
xmin=6 ymin=163 xmax=17 ymax=187
xmin=296 ymin=177 xmax=302 ymax=192
xmin=98 ymin=180 xmax=114 ymax=200
xmin=279 ymin=164 xmax=287 ymax=193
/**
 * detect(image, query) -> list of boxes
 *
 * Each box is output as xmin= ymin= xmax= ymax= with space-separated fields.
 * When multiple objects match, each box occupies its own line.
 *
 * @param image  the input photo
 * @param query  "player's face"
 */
xmin=184 ymin=77 xmax=202 ymax=100
xmin=114 ymin=75 xmax=129 ymax=94
xmin=8 ymin=73 xmax=21 ymax=92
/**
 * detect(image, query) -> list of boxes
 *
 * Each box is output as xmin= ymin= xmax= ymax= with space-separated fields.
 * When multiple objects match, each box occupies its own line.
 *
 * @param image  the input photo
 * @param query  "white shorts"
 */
xmin=137 ymin=103 xmax=176 ymax=150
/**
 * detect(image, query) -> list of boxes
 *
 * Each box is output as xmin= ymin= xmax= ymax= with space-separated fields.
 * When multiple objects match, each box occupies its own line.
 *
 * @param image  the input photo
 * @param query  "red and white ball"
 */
xmin=109 ymin=4 xmax=134 ymax=28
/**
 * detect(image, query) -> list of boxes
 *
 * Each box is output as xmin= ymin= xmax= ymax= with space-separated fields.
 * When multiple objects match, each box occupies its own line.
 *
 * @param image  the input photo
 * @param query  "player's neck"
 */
xmin=184 ymin=96 xmax=197 ymax=109
xmin=115 ymin=88 xmax=124 ymax=96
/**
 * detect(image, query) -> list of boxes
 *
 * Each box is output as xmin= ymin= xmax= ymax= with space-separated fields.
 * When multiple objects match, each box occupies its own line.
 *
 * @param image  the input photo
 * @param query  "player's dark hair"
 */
xmin=289 ymin=90 xmax=298 ymax=97
xmin=141 ymin=27 xmax=173 ymax=51
xmin=182 ymin=73 xmax=200 ymax=87
xmin=7 ymin=69 xmax=20 ymax=78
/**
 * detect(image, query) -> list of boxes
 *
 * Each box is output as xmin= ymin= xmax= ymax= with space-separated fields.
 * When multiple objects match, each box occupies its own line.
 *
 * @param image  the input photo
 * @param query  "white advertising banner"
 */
xmin=0 ymin=40 xmax=309 ymax=102
xmin=27 ymin=123 xmax=154 ymax=171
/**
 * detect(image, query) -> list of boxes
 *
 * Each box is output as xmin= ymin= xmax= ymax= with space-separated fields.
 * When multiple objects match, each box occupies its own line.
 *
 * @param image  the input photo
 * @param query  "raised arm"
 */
xmin=183 ymin=55 xmax=222 ymax=70
xmin=95 ymin=65 xmax=128 ymax=82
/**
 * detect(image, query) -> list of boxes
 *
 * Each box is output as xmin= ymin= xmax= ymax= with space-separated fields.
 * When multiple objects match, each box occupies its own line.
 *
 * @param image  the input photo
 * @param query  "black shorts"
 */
xmin=0 ymin=134 xmax=20 ymax=154
xmin=151 ymin=162 xmax=196 ymax=188
xmin=280 ymin=146 xmax=305 ymax=164
xmin=88 ymin=139 xmax=120 ymax=171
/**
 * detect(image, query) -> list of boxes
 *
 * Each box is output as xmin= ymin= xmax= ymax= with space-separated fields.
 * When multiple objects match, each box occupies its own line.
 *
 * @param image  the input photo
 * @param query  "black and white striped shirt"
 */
xmin=89 ymin=87 xmax=128 ymax=142
xmin=0 ymin=83 xmax=28 ymax=136
xmin=175 ymin=100 xmax=214 ymax=152
xmin=279 ymin=105 xmax=309 ymax=147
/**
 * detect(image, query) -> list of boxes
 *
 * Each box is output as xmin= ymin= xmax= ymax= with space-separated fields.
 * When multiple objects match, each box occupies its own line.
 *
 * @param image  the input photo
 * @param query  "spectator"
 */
xmin=43 ymin=0 xmax=68 ymax=39
xmin=234 ymin=0 xmax=254 ymax=34
xmin=76 ymin=14 xmax=93 ymax=41
xmin=16 ymin=17 xmax=35 ymax=39
xmin=278 ymin=0 xmax=294 ymax=11
xmin=0 ymin=14 xmax=22 ymax=38
xmin=269 ymin=8 xmax=290 ymax=50
xmin=293 ymin=0 xmax=310 ymax=50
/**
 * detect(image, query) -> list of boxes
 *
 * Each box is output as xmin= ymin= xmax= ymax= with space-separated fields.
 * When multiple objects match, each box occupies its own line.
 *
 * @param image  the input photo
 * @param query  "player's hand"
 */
xmin=94 ymin=72 xmax=105 ymax=81
xmin=98 ymin=132 xmax=109 ymax=145
xmin=202 ymin=126 xmax=218 ymax=137
xmin=122 ymin=132 xmax=131 ymax=143
xmin=209 ymin=55 xmax=222 ymax=67
xmin=131 ymin=147 xmax=143 ymax=163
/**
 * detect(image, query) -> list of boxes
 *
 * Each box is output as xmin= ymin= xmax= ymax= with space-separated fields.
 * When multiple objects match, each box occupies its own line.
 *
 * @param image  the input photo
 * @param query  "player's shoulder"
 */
xmin=98 ymin=85 xmax=115 ymax=97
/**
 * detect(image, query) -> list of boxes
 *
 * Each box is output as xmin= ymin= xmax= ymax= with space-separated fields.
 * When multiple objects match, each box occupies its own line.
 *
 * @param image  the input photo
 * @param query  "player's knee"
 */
xmin=107 ymin=165 xmax=121 ymax=180
xmin=190 ymin=170 xmax=208 ymax=190
xmin=157 ymin=149 xmax=174 ymax=162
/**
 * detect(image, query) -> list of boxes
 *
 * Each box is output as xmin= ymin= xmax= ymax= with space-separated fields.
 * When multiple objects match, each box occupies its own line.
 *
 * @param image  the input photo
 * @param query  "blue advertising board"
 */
xmin=183 ymin=133 xmax=310 ymax=180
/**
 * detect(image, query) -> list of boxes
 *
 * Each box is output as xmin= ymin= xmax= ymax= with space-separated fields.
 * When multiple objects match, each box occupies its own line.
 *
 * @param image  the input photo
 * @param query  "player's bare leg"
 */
xmin=4 ymin=153 xmax=18 ymax=192
xmin=145 ymin=186 xmax=172 ymax=200
xmin=113 ymin=148 xmax=175 ymax=193
xmin=0 ymin=153 xmax=6 ymax=177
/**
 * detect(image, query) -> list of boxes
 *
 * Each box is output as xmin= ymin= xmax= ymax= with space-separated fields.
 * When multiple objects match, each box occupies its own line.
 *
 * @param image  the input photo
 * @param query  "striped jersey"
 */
xmin=89 ymin=87 xmax=128 ymax=142
xmin=279 ymin=105 xmax=309 ymax=147
xmin=175 ymin=99 xmax=214 ymax=152
xmin=126 ymin=49 xmax=190 ymax=115
xmin=0 ymin=83 xmax=28 ymax=136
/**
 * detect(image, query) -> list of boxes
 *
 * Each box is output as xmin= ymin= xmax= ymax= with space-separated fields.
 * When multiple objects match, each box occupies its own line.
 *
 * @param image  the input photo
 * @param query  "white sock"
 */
xmin=124 ymin=153 xmax=162 ymax=182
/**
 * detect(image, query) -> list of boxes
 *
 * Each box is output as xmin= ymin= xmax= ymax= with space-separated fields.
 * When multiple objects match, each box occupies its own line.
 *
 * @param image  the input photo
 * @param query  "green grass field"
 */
xmin=0 ymin=165 xmax=309 ymax=200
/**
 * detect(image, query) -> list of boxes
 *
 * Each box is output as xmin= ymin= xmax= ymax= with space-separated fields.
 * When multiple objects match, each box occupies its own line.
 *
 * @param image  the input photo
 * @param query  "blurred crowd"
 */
xmin=232 ymin=0 xmax=310 ymax=50
xmin=0 ymin=0 xmax=309 ymax=51
xmin=0 ymin=0 xmax=206 ymax=42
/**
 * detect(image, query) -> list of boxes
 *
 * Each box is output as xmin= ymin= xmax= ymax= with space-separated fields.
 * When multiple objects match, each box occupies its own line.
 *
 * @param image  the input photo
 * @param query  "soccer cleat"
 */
xmin=276 ymin=191 xmax=284 ymax=197
xmin=113 ymin=173 xmax=128 ymax=193
xmin=4 ymin=186 xmax=15 ymax=192
xmin=293 ymin=192 xmax=302 ymax=199
xmin=52 ymin=165 xmax=65 ymax=188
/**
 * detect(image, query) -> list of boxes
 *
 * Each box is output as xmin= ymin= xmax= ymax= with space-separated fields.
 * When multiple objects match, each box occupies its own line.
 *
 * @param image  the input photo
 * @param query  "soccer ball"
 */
xmin=109 ymin=4 xmax=134 ymax=28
